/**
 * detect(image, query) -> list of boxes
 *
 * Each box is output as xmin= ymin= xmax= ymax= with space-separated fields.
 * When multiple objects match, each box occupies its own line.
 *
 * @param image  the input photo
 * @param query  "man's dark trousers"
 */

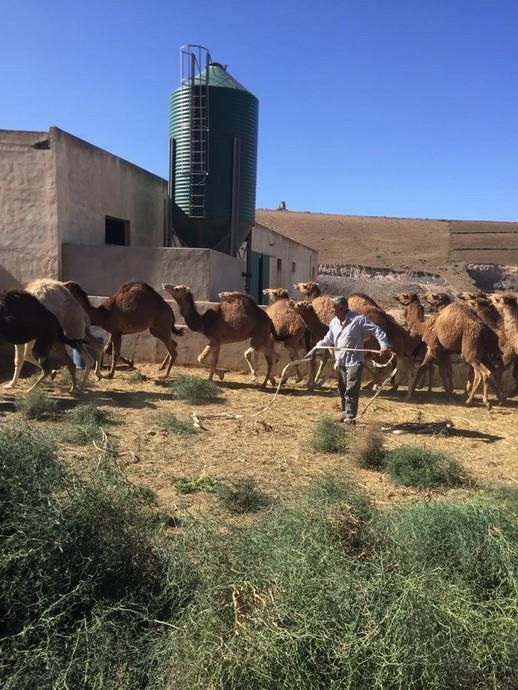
xmin=337 ymin=364 xmax=363 ymax=420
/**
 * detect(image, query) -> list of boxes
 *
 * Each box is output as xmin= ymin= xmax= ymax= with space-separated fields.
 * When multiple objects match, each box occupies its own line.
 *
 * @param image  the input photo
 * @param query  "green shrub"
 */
xmin=310 ymin=415 xmax=349 ymax=453
xmin=350 ymin=427 xmax=385 ymax=469
xmin=58 ymin=403 xmax=111 ymax=445
xmin=384 ymin=445 xmax=464 ymax=488
xmin=157 ymin=412 xmax=196 ymax=437
xmin=168 ymin=374 xmax=222 ymax=405
xmin=0 ymin=425 xmax=194 ymax=689
xmin=175 ymin=475 xmax=219 ymax=494
xmin=217 ymin=478 xmax=271 ymax=513
xmin=154 ymin=483 xmax=518 ymax=690
xmin=15 ymin=390 xmax=58 ymax=419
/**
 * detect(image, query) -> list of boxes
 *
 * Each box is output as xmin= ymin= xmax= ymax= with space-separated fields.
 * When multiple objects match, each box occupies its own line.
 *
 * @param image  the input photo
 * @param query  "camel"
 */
xmin=4 ymin=279 xmax=103 ymax=390
xmin=65 ymin=281 xmax=181 ymax=379
xmin=423 ymin=291 xmax=452 ymax=312
xmin=263 ymin=289 xmax=314 ymax=385
xmin=293 ymin=281 xmax=335 ymax=324
xmin=458 ymin=291 xmax=518 ymax=396
xmin=162 ymin=285 xmax=278 ymax=387
xmin=489 ymin=294 xmax=518 ymax=356
xmin=398 ymin=293 xmax=503 ymax=408
xmin=0 ymin=289 xmax=81 ymax=393
xmin=345 ymin=300 xmax=421 ymax=392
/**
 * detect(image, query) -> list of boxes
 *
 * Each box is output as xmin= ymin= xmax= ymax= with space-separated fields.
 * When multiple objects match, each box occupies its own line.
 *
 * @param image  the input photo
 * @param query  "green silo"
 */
xmin=169 ymin=48 xmax=258 ymax=255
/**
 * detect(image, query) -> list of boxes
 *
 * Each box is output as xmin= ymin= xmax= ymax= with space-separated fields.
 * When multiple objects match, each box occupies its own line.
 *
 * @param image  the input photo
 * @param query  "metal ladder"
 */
xmin=180 ymin=45 xmax=210 ymax=218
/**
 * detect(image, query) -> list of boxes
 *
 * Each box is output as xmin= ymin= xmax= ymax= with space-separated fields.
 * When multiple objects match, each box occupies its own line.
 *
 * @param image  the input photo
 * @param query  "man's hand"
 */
xmin=378 ymin=347 xmax=392 ymax=356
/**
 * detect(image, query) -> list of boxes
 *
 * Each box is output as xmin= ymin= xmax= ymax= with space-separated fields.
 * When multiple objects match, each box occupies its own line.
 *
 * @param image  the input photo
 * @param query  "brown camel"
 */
xmin=162 ymin=285 xmax=278 ymax=387
xmin=489 ymin=293 xmax=518 ymax=356
xmin=423 ymin=291 xmax=452 ymax=312
xmin=0 ymin=289 xmax=80 ymax=393
xmin=64 ymin=281 xmax=181 ymax=379
xmin=458 ymin=292 xmax=518 ymax=396
xmin=401 ymin=294 xmax=503 ymax=408
xmin=263 ymin=289 xmax=313 ymax=385
xmin=346 ymin=300 xmax=421 ymax=392
xmin=293 ymin=281 xmax=336 ymax=324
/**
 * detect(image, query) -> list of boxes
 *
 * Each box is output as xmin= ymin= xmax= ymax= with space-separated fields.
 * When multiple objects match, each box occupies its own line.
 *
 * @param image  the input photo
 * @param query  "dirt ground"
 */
xmin=3 ymin=364 xmax=517 ymax=522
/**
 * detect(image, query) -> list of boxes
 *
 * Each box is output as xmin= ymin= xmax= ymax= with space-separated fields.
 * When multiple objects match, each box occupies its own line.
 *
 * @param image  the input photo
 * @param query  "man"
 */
xmin=307 ymin=296 xmax=391 ymax=423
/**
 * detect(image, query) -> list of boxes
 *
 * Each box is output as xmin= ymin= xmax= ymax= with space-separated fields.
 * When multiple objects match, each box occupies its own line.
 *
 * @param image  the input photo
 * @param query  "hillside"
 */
xmin=256 ymin=209 xmax=518 ymax=292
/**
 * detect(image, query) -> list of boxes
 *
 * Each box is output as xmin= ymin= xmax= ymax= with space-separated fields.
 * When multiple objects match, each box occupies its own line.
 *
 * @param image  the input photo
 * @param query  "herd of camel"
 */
xmin=0 ymin=278 xmax=517 ymax=410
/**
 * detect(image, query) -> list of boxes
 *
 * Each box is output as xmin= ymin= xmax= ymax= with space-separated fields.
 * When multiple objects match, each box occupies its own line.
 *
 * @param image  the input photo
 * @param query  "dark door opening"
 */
xmin=105 ymin=216 xmax=129 ymax=245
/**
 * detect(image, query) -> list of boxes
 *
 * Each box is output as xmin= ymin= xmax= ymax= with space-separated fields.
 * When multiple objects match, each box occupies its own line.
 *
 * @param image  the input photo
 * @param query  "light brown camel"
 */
xmin=458 ymin=292 xmax=518 ymax=396
xmin=263 ymin=288 xmax=314 ymax=385
xmin=489 ymin=293 xmax=518 ymax=356
xmin=402 ymin=295 xmax=503 ymax=408
xmin=293 ymin=281 xmax=336 ymax=324
xmin=65 ymin=281 xmax=181 ymax=379
xmin=423 ymin=291 xmax=453 ymax=312
xmin=5 ymin=279 xmax=103 ymax=390
xmin=293 ymin=282 xmax=336 ymax=381
xmin=0 ymin=289 xmax=80 ymax=393
xmin=346 ymin=300 xmax=421 ymax=392
xmin=162 ymin=285 xmax=278 ymax=387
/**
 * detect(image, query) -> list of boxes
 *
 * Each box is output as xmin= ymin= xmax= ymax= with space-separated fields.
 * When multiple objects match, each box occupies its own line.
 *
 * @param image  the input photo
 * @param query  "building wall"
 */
xmin=52 ymin=128 xmax=167 ymax=249
xmin=0 ymin=129 xmax=60 ymax=288
xmin=252 ymin=223 xmax=318 ymax=296
xmin=61 ymin=245 xmax=244 ymax=300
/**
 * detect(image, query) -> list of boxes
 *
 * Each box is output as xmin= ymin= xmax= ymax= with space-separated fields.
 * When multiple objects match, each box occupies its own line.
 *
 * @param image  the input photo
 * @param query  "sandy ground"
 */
xmin=2 ymin=364 xmax=517 ymax=523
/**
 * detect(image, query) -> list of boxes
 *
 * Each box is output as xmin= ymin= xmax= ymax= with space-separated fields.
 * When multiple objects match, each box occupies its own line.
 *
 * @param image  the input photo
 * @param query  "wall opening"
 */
xmin=105 ymin=216 xmax=129 ymax=246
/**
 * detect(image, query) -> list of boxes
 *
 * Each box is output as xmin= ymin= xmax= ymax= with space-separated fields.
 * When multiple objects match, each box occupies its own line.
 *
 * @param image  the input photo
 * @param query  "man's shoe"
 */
xmin=340 ymin=416 xmax=356 ymax=425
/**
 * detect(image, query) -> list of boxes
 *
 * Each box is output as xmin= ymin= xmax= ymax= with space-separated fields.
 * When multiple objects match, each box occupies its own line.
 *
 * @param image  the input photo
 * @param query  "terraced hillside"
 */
xmin=256 ymin=209 xmax=518 ymax=291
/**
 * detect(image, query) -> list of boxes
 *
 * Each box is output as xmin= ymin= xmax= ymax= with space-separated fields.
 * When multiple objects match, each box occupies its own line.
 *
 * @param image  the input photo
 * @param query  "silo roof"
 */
xmin=196 ymin=63 xmax=250 ymax=91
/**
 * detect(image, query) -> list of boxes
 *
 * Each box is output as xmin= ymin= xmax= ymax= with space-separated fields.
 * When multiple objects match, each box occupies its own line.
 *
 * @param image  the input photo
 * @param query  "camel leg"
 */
xmin=151 ymin=328 xmax=178 ymax=379
xmin=256 ymin=345 xmax=276 ymax=388
xmin=315 ymin=352 xmax=331 ymax=385
xmin=406 ymin=348 xmax=436 ymax=401
xmin=244 ymin=346 xmax=258 ymax=378
xmin=207 ymin=345 xmax=220 ymax=381
xmin=465 ymin=366 xmax=482 ymax=405
xmin=4 ymin=343 xmax=31 ymax=389
xmin=56 ymin=342 xmax=78 ymax=393
xmin=78 ymin=345 xmax=95 ymax=389
xmin=106 ymin=334 xmax=122 ymax=379
xmin=284 ymin=344 xmax=304 ymax=383
xmin=305 ymin=356 xmax=317 ymax=390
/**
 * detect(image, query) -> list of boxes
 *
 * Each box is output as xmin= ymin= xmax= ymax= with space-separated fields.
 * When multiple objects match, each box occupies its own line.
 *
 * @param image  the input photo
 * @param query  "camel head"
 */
xmin=294 ymin=281 xmax=320 ymax=297
xmin=162 ymin=284 xmax=192 ymax=302
xmin=63 ymin=280 xmax=91 ymax=309
xmin=288 ymin=299 xmax=314 ymax=316
xmin=457 ymin=291 xmax=486 ymax=302
xmin=218 ymin=291 xmax=245 ymax=302
xmin=394 ymin=292 xmax=418 ymax=306
xmin=263 ymin=288 xmax=289 ymax=303
xmin=489 ymin=292 xmax=517 ymax=313
xmin=423 ymin=291 xmax=452 ymax=311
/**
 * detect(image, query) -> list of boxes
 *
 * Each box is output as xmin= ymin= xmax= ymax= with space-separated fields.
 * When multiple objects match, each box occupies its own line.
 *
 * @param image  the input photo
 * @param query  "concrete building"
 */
xmin=0 ymin=127 xmax=317 ymax=302
xmin=250 ymin=223 xmax=318 ymax=303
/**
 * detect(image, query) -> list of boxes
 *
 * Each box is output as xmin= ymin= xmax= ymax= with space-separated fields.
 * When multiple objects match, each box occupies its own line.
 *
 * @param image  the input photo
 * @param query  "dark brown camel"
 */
xmin=0 ymin=289 xmax=80 ymax=392
xmin=64 ymin=281 xmax=181 ymax=379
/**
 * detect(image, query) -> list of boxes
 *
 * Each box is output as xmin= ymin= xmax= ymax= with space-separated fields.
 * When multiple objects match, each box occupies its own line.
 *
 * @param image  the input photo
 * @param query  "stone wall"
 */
xmin=61 ymin=246 xmax=245 ymax=301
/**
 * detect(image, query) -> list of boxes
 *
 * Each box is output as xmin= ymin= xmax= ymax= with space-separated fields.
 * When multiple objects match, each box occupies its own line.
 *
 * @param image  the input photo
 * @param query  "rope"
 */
xmin=250 ymin=347 xmax=397 ymax=419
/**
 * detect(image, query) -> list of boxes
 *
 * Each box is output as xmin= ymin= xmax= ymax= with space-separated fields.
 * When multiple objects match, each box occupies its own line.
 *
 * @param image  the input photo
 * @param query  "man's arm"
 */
xmin=359 ymin=316 xmax=391 ymax=351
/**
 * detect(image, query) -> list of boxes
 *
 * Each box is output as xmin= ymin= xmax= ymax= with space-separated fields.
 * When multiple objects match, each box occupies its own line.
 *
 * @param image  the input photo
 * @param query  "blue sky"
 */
xmin=2 ymin=0 xmax=517 ymax=221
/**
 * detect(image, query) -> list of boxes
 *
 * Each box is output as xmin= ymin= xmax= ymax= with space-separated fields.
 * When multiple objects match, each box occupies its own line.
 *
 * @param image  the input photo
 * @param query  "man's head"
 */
xmin=332 ymin=295 xmax=348 ymax=320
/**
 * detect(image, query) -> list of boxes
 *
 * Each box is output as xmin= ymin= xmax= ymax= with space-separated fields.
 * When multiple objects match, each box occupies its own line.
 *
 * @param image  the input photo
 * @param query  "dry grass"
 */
xmin=2 ymin=364 xmax=516 ymax=522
